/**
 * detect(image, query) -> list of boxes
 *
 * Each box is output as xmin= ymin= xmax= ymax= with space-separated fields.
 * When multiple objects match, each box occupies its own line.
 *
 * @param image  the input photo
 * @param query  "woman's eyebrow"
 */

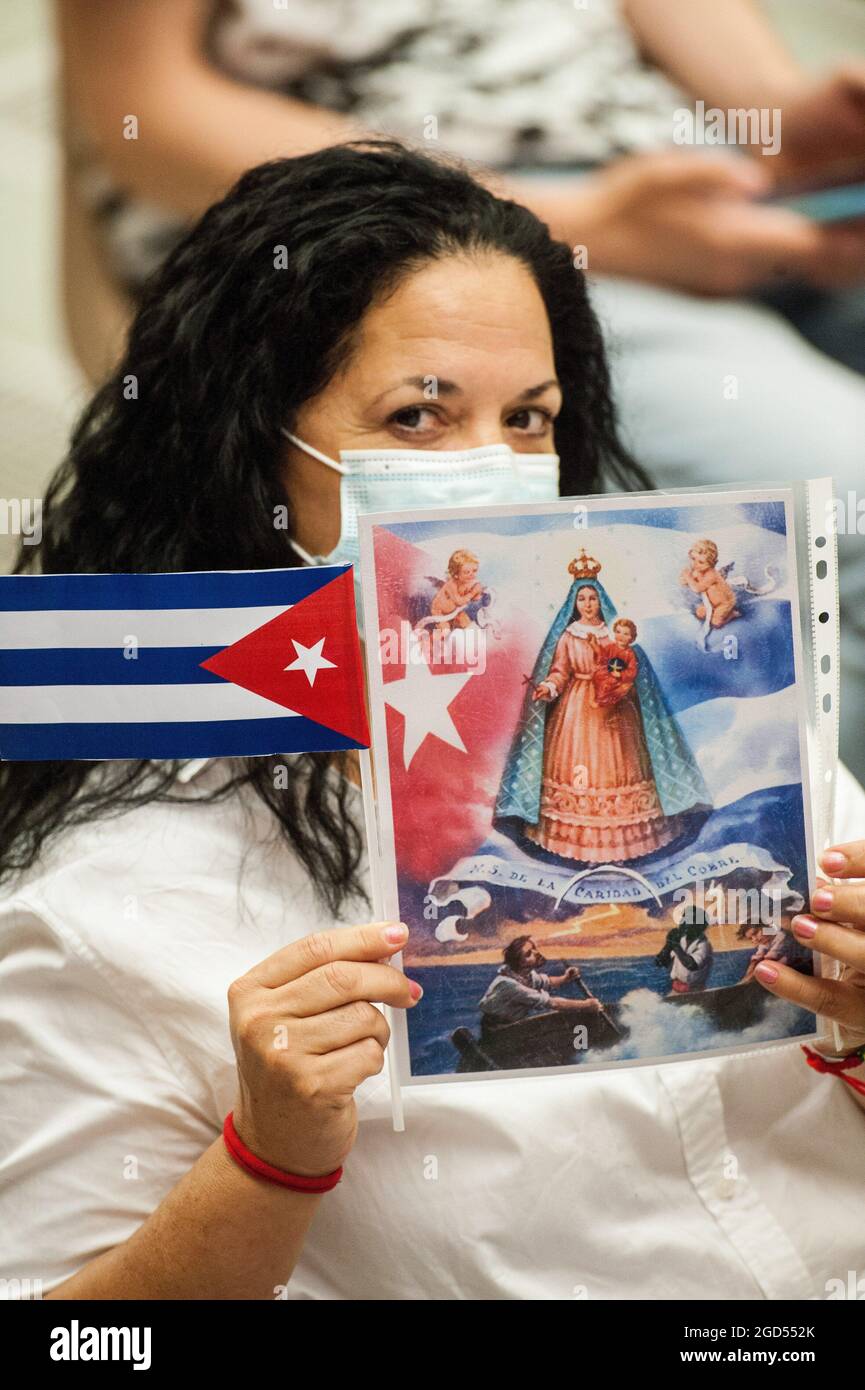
xmin=518 ymin=379 xmax=561 ymax=399
xmin=371 ymin=376 xmax=561 ymax=405
xmin=371 ymin=375 xmax=462 ymax=404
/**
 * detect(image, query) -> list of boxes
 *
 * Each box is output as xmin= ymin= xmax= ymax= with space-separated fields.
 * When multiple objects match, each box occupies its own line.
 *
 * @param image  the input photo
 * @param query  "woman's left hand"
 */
xmin=754 ymin=840 xmax=865 ymax=1055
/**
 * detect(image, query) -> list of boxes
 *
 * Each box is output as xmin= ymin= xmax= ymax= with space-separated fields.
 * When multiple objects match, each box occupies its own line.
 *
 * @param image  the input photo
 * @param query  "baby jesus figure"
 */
xmin=679 ymin=538 xmax=740 ymax=628
xmin=590 ymin=617 xmax=639 ymax=709
xmin=430 ymin=549 xmax=484 ymax=635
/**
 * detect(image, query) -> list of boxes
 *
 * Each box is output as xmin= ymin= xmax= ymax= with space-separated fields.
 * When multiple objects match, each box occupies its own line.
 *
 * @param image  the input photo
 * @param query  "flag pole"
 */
xmin=358 ymin=744 xmax=405 ymax=1132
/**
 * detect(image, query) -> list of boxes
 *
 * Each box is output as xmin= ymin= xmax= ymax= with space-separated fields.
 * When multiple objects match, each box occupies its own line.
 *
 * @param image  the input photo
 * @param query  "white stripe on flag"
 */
xmin=0 ymin=683 xmax=301 ymax=724
xmin=0 ymin=606 xmax=290 ymax=650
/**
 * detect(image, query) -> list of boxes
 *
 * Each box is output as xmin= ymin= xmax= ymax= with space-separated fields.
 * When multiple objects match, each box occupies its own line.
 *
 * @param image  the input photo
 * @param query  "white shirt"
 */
xmin=1 ymin=757 xmax=864 ymax=1301
xmin=478 ymin=967 xmax=553 ymax=1022
xmin=669 ymin=932 xmax=713 ymax=988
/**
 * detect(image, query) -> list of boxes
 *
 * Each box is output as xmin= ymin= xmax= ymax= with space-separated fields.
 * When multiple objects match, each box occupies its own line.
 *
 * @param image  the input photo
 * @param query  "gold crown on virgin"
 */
xmin=568 ymin=549 xmax=602 ymax=580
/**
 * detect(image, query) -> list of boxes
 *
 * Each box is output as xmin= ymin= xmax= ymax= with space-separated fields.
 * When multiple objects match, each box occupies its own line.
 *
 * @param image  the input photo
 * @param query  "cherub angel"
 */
xmin=412 ymin=548 xmax=498 ymax=639
xmin=430 ymin=549 xmax=483 ymax=634
xmin=679 ymin=537 xmax=780 ymax=652
xmin=679 ymin=539 xmax=740 ymax=629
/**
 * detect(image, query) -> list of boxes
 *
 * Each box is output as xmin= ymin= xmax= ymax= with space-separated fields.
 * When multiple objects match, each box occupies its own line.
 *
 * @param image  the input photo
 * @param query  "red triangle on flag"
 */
xmin=200 ymin=568 xmax=370 ymax=747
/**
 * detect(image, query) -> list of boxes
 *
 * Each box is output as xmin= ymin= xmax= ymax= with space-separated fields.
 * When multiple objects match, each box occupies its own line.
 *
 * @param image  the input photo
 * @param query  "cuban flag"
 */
xmin=0 ymin=566 xmax=369 ymax=760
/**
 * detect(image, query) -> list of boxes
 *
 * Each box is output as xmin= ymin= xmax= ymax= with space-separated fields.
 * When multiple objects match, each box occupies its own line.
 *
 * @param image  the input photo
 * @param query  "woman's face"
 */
xmin=284 ymin=252 xmax=562 ymax=555
xmin=576 ymin=587 xmax=601 ymax=622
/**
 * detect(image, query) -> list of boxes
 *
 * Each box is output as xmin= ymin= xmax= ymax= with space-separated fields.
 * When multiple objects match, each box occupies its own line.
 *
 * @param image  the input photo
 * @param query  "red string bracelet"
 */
xmin=222 ymin=1111 xmax=343 ymax=1193
xmin=801 ymin=1044 xmax=865 ymax=1097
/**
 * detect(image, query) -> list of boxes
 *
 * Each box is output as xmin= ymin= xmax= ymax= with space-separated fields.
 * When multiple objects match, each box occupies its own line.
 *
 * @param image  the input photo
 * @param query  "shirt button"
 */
xmin=714 ymin=1176 xmax=738 ymax=1202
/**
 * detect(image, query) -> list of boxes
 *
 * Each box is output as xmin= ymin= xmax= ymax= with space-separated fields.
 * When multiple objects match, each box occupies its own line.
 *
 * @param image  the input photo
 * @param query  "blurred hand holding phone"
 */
xmin=765 ymin=160 xmax=865 ymax=225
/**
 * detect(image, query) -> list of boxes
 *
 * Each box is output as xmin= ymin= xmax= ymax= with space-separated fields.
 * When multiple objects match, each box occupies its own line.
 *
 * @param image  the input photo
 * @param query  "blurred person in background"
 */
xmin=57 ymin=0 xmax=865 ymax=776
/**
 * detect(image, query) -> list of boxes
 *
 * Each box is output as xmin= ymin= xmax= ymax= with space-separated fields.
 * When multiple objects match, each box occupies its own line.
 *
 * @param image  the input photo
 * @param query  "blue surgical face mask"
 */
xmin=282 ymin=430 xmax=561 ymax=573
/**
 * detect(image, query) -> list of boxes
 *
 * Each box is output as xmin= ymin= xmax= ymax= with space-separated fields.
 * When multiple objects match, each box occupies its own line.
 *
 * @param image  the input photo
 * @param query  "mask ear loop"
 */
xmin=290 ymin=538 xmax=319 ymax=566
xmin=281 ymin=430 xmax=348 ymax=563
xmin=282 ymin=429 xmax=349 ymax=475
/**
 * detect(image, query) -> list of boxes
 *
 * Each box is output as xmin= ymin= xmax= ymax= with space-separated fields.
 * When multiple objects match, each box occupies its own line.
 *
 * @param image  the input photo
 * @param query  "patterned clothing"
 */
xmin=68 ymin=0 xmax=685 ymax=294
xmin=494 ymin=579 xmax=711 ymax=837
xmin=524 ymin=622 xmax=682 ymax=861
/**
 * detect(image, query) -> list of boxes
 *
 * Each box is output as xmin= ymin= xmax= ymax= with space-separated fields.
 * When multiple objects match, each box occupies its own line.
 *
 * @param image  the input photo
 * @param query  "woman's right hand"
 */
xmin=521 ymin=151 xmax=865 ymax=295
xmin=228 ymin=921 xmax=419 ymax=1178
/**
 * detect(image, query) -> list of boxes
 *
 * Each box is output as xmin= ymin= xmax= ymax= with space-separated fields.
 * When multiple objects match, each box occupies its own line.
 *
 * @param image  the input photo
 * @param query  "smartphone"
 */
xmin=764 ymin=163 xmax=865 ymax=224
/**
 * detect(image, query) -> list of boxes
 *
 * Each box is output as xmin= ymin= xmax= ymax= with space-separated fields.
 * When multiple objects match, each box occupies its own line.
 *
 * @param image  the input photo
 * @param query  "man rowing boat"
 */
xmin=478 ymin=936 xmax=603 ymax=1025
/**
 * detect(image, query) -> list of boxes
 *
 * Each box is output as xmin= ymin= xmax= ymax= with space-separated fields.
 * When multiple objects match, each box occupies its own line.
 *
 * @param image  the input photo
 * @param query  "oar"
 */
xmin=572 ymin=972 xmax=623 ymax=1038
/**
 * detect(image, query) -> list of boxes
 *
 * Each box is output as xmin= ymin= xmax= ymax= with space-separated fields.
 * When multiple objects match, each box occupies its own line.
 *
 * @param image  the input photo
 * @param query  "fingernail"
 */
xmin=791 ymin=915 xmax=818 ymax=939
xmin=755 ymin=962 xmax=779 ymax=984
xmin=811 ymin=888 xmax=833 ymax=912
xmin=408 ymin=980 xmax=423 ymax=1001
xmin=383 ymin=923 xmax=408 ymax=944
xmin=821 ymin=850 xmax=847 ymax=873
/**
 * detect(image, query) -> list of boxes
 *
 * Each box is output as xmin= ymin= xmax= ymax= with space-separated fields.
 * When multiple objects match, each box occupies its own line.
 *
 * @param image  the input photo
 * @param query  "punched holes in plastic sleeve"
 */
xmin=809 ymin=489 xmax=839 ymax=847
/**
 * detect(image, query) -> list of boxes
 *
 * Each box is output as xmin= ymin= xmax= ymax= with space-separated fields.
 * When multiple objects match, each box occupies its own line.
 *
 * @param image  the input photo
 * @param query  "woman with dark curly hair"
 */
xmin=2 ymin=140 xmax=864 ymax=1302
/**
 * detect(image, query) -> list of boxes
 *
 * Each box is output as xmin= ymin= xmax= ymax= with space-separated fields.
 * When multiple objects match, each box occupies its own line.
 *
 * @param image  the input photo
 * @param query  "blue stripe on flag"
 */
xmin=636 ymin=601 xmax=796 ymax=716
xmin=0 ymin=716 xmax=361 ymax=760
xmin=0 ymin=647 xmax=225 ymax=685
xmin=0 ymin=566 xmax=348 ymax=612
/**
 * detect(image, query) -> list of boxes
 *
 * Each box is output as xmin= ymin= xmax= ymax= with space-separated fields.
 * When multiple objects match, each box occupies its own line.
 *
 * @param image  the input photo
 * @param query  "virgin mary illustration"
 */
xmin=494 ymin=551 xmax=711 ymax=863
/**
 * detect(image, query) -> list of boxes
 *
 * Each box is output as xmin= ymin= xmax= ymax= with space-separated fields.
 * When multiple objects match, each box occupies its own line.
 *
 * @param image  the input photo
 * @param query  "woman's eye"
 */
xmin=507 ymin=407 xmax=554 ymax=435
xmin=388 ymin=406 xmax=441 ymax=434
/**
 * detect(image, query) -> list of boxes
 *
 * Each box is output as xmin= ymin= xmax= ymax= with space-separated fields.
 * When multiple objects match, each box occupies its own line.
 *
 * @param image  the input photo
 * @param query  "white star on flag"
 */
xmin=383 ymin=660 xmax=474 ymax=769
xmin=284 ymin=636 xmax=336 ymax=687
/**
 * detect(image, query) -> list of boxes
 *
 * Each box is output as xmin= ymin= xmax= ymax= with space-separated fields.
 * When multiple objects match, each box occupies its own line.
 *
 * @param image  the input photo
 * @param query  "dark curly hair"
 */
xmin=3 ymin=139 xmax=649 ymax=914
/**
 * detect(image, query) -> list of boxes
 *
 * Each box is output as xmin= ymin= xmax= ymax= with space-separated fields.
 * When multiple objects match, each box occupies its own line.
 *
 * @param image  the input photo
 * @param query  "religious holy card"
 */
xmin=358 ymin=482 xmax=839 ymax=1091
